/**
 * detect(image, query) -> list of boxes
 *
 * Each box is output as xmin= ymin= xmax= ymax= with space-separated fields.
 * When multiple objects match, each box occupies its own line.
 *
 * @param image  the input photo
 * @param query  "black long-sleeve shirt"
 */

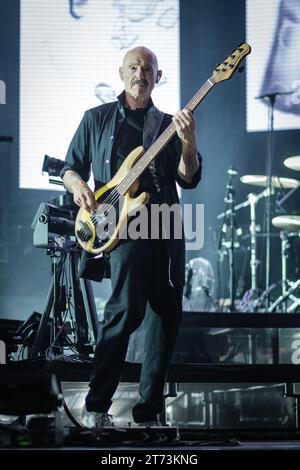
xmin=61 ymin=91 xmax=202 ymax=286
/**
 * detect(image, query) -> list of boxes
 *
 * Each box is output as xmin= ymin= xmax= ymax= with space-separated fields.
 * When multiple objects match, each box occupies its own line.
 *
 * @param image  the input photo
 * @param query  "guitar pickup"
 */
xmin=76 ymin=221 xmax=93 ymax=242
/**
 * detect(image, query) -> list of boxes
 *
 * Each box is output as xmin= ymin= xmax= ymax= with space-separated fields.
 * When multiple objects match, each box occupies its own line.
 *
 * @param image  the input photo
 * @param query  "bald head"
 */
xmin=122 ymin=46 xmax=159 ymax=70
xmin=119 ymin=46 xmax=162 ymax=107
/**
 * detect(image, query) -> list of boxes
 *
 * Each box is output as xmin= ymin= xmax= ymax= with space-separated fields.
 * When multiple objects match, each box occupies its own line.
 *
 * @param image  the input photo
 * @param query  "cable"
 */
xmin=57 ymin=380 xmax=85 ymax=429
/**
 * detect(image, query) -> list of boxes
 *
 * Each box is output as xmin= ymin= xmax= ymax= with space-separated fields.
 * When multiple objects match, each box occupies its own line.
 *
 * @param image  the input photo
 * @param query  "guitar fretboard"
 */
xmin=116 ymin=76 xmax=215 ymax=195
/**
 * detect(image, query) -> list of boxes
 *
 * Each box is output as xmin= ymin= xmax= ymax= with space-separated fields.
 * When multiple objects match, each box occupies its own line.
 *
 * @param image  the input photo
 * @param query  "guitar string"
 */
xmin=89 ymin=121 xmax=176 ymax=225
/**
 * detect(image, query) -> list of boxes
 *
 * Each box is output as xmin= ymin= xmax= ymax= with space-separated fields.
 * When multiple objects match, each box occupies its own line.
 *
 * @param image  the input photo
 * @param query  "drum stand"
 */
xmin=248 ymin=193 xmax=259 ymax=291
xmin=268 ymin=231 xmax=300 ymax=312
xmin=235 ymin=190 xmax=270 ymax=312
xmin=217 ymin=168 xmax=239 ymax=311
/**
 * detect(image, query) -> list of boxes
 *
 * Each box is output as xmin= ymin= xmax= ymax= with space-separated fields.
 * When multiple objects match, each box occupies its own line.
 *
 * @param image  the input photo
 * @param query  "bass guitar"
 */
xmin=75 ymin=43 xmax=251 ymax=254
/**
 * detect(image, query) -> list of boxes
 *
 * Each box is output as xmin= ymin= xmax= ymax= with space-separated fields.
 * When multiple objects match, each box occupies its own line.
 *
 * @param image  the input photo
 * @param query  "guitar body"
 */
xmin=75 ymin=145 xmax=149 ymax=254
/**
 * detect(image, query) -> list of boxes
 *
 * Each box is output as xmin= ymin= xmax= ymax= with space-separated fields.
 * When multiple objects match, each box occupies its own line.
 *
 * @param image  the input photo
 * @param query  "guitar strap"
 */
xmin=143 ymin=107 xmax=164 ymax=150
xmin=143 ymin=107 xmax=164 ymax=194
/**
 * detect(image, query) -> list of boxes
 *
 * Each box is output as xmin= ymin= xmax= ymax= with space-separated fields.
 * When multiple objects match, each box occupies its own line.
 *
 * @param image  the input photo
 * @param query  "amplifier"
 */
xmin=31 ymin=203 xmax=76 ymax=248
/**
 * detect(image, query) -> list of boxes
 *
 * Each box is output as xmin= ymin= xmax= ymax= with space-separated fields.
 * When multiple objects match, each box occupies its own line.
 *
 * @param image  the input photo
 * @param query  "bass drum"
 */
xmin=182 ymin=257 xmax=216 ymax=312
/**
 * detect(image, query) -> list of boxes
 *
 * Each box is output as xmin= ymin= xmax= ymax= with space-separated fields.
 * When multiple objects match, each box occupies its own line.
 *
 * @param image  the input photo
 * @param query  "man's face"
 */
xmin=119 ymin=48 xmax=161 ymax=101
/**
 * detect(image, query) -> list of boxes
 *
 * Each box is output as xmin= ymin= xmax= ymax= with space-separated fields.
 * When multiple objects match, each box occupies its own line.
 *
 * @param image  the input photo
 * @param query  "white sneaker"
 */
xmin=81 ymin=407 xmax=114 ymax=428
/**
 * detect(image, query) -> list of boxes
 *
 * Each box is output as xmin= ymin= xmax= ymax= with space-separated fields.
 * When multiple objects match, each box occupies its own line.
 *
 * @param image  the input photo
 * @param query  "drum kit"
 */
xmin=218 ymin=156 xmax=300 ymax=313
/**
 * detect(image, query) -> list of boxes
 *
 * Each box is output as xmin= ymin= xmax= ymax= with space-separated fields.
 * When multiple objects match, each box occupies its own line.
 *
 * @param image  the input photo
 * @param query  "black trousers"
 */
xmin=85 ymin=237 xmax=182 ymax=422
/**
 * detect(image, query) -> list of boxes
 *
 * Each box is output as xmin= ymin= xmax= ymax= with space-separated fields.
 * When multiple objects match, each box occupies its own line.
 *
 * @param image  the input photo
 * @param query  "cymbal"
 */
xmin=240 ymin=175 xmax=300 ymax=189
xmin=272 ymin=215 xmax=300 ymax=232
xmin=284 ymin=156 xmax=300 ymax=172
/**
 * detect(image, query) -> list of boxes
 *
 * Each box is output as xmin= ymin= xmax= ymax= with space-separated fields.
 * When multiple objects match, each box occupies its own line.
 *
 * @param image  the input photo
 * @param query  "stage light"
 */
xmin=42 ymin=155 xmax=65 ymax=177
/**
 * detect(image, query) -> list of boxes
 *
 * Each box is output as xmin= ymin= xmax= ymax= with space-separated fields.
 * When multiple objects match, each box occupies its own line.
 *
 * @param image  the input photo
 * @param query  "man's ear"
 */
xmin=119 ymin=67 xmax=123 ymax=81
xmin=156 ymin=70 xmax=162 ymax=84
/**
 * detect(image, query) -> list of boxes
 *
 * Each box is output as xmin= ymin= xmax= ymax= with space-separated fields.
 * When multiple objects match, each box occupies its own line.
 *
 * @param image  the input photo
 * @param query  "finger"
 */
xmin=183 ymin=110 xmax=195 ymax=127
xmin=79 ymin=198 xmax=90 ymax=212
xmin=176 ymin=109 xmax=195 ymax=124
xmin=83 ymin=190 xmax=94 ymax=206
xmin=182 ymin=108 xmax=193 ymax=118
xmin=175 ymin=112 xmax=191 ymax=128
xmin=173 ymin=114 xmax=186 ymax=130
xmin=74 ymin=194 xmax=84 ymax=209
xmin=83 ymin=193 xmax=96 ymax=213
xmin=174 ymin=118 xmax=192 ymax=139
xmin=74 ymin=192 xmax=93 ymax=213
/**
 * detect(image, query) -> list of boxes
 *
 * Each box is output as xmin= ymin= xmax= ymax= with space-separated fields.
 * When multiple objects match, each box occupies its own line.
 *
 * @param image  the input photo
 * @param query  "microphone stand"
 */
xmin=265 ymin=93 xmax=275 ymax=311
xmin=255 ymin=91 xmax=294 ymax=311
xmin=227 ymin=177 xmax=236 ymax=311
xmin=218 ymin=169 xmax=237 ymax=312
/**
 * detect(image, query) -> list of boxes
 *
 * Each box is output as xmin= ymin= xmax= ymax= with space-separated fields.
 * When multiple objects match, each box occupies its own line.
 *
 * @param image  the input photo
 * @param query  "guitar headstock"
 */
xmin=213 ymin=43 xmax=251 ymax=83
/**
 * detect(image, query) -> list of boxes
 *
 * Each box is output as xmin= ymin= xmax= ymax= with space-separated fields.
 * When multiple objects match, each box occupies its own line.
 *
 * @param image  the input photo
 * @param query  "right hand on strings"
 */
xmin=73 ymin=181 xmax=97 ymax=213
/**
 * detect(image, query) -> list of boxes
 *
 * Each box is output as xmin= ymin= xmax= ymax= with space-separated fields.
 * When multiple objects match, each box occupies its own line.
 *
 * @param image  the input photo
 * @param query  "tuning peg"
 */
xmin=237 ymin=65 xmax=244 ymax=73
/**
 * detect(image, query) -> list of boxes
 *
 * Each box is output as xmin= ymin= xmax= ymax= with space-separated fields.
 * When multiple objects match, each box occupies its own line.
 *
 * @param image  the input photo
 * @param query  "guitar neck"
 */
xmin=117 ymin=76 xmax=215 ymax=195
